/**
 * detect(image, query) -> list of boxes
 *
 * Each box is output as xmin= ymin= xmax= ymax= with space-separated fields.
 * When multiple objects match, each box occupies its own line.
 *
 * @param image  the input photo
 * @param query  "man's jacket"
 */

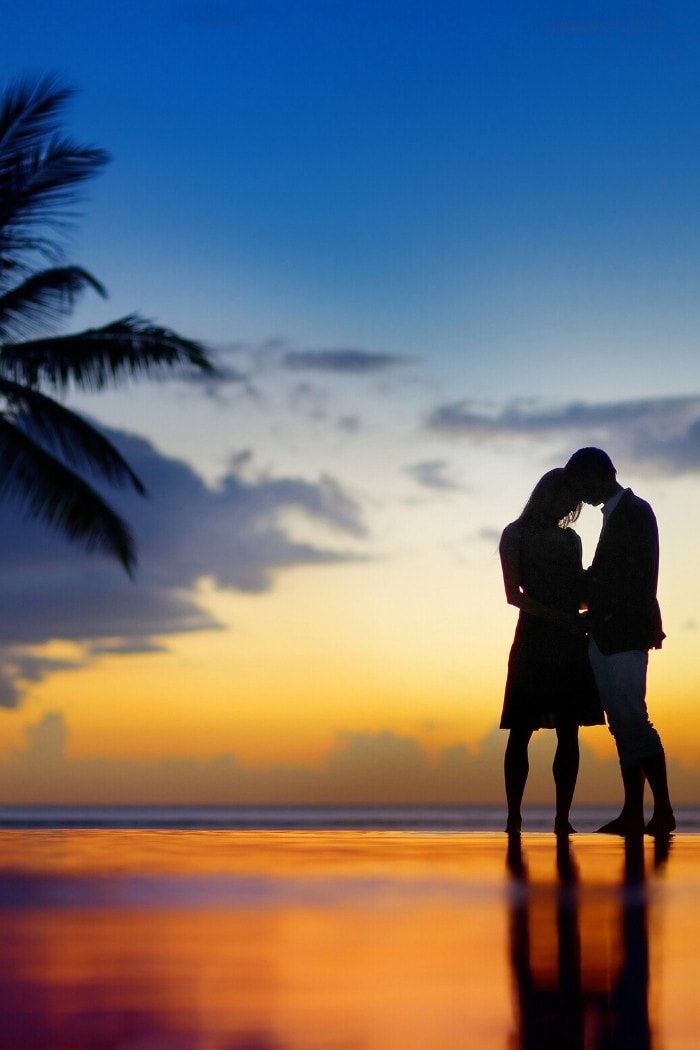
xmin=586 ymin=489 xmax=665 ymax=654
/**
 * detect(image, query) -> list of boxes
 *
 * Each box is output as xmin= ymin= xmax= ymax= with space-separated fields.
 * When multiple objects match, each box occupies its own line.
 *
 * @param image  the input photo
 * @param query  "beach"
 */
xmin=0 ymin=820 xmax=698 ymax=1048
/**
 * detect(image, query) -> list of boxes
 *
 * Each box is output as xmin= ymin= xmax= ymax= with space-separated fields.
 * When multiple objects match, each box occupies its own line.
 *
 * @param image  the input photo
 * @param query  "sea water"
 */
xmin=0 ymin=803 xmax=699 ymax=831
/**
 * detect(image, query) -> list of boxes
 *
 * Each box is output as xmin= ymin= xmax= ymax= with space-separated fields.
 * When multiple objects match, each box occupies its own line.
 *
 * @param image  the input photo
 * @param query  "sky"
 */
xmin=2 ymin=0 xmax=700 ymax=805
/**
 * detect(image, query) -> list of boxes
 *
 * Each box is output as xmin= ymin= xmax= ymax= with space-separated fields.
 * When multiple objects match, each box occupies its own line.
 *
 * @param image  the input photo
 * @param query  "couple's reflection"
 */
xmin=506 ymin=835 xmax=671 ymax=1050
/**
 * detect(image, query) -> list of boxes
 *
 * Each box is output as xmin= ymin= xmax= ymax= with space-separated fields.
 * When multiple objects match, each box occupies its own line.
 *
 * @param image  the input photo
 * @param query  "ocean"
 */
xmin=1 ymin=803 xmax=699 ymax=832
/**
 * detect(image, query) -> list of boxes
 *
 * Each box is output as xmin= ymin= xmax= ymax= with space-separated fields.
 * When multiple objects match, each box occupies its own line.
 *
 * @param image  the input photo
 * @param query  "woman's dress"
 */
xmin=500 ymin=522 xmax=604 ymax=731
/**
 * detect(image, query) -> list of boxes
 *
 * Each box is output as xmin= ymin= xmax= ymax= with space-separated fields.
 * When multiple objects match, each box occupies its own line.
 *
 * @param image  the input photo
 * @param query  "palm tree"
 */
xmin=0 ymin=75 xmax=214 ymax=575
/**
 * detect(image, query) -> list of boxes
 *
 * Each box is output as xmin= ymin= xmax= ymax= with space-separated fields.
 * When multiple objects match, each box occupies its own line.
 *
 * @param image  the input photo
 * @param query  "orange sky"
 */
xmin=2 ymin=452 xmax=700 ymax=807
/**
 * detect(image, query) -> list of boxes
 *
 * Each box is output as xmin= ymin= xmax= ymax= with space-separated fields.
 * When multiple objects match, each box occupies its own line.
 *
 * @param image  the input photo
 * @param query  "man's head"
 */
xmin=564 ymin=447 xmax=618 ymax=506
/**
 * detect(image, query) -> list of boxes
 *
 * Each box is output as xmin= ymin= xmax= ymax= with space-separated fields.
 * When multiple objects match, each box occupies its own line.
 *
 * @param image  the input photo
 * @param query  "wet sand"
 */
xmin=0 ymin=830 xmax=698 ymax=1048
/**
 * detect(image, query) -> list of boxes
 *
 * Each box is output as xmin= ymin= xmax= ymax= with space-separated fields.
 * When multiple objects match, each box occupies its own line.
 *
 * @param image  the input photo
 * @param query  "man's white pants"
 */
xmin=588 ymin=638 xmax=662 ymax=770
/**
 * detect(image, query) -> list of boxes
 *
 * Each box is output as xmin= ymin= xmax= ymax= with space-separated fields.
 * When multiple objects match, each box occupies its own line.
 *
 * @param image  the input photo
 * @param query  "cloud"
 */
xmin=89 ymin=639 xmax=169 ymax=656
xmin=210 ymin=339 xmax=411 ymax=381
xmin=405 ymin=459 xmax=462 ymax=492
xmin=14 ymin=711 xmax=67 ymax=763
xmin=0 ymin=427 xmax=367 ymax=706
xmin=337 ymin=414 xmax=361 ymax=434
xmin=186 ymin=362 xmax=252 ymax=404
xmin=477 ymin=526 xmax=501 ymax=545
xmin=427 ymin=394 xmax=700 ymax=474
xmin=0 ymin=652 xmax=87 ymax=710
xmin=11 ymin=714 xmax=700 ymax=806
xmin=174 ymin=343 xmax=260 ymax=406
xmin=283 ymin=349 xmax=410 ymax=375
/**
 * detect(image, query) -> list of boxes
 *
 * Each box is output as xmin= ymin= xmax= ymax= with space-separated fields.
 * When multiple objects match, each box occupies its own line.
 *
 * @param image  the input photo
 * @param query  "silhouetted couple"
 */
xmin=500 ymin=447 xmax=675 ymax=837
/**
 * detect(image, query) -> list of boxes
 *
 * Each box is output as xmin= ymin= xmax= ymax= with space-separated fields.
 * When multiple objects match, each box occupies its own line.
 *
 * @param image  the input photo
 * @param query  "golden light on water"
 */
xmin=0 ymin=831 xmax=699 ymax=1047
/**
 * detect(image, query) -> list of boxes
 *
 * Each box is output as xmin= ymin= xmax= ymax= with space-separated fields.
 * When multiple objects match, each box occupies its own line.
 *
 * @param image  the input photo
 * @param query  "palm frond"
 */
xmin=0 ymin=75 xmax=212 ymax=575
xmin=0 ymin=375 xmax=145 ymax=493
xmin=0 ymin=75 xmax=73 ymax=170
xmin=0 ymin=138 xmax=109 ymax=275
xmin=0 ymin=315 xmax=215 ymax=391
xmin=0 ymin=75 xmax=109 ymax=276
xmin=0 ymin=266 xmax=106 ymax=340
xmin=0 ymin=415 xmax=137 ymax=574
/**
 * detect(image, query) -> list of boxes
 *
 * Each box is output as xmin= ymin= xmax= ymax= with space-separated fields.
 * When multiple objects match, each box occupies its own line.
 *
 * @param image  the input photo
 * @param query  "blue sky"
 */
xmin=8 ymin=0 xmax=700 ymax=398
xmin=3 ymin=1 xmax=700 ymax=802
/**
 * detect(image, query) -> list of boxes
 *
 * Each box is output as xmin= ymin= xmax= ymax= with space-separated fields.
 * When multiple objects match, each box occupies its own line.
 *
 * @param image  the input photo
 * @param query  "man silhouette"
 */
xmin=564 ymin=448 xmax=675 ymax=836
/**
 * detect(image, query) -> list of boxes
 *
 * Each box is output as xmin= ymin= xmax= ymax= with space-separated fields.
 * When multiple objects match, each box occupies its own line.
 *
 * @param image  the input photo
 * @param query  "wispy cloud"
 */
xmin=284 ymin=349 xmax=411 ymax=375
xmin=337 ymin=414 xmax=361 ymax=434
xmin=427 ymin=394 xmax=700 ymax=474
xmin=0 ymin=652 xmax=86 ymax=710
xmin=477 ymin=526 xmax=501 ymax=545
xmin=185 ymin=362 xmax=252 ymax=404
xmin=405 ymin=459 xmax=462 ymax=492
xmin=0 ymin=427 xmax=367 ymax=707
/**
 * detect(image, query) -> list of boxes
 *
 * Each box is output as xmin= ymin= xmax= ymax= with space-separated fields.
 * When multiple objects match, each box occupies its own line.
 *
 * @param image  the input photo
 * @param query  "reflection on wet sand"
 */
xmin=506 ymin=834 xmax=671 ymax=1049
xmin=0 ymin=831 xmax=696 ymax=1048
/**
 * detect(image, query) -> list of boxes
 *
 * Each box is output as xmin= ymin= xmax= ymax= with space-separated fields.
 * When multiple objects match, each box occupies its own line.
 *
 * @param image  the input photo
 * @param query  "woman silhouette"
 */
xmin=499 ymin=468 xmax=604 ymax=834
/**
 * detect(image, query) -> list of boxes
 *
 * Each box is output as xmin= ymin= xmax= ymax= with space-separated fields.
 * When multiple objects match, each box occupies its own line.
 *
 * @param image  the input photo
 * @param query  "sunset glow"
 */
xmin=1 ymin=3 xmax=700 ymax=805
xmin=0 ymin=832 xmax=698 ymax=1047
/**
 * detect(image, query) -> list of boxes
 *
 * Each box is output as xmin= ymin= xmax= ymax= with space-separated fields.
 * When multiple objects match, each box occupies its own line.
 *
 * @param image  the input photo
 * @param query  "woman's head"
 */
xmin=519 ymin=468 xmax=581 ymax=528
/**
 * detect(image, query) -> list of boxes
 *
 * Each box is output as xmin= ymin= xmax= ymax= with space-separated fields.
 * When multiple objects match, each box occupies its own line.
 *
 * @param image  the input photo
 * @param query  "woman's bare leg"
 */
xmin=504 ymin=728 xmax=532 ymax=833
xmin=553 ymin=724 xmax=580 ymax=835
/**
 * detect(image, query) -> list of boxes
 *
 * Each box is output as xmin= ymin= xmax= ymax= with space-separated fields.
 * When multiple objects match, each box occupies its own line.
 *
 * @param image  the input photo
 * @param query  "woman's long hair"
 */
xmin=518 ymin=468 xmax=581 ymax=530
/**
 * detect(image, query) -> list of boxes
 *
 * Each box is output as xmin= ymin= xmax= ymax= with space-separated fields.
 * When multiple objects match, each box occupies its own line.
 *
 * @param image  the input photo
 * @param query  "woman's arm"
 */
xmin=499 ymin=525 xmax=580 ymax=627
